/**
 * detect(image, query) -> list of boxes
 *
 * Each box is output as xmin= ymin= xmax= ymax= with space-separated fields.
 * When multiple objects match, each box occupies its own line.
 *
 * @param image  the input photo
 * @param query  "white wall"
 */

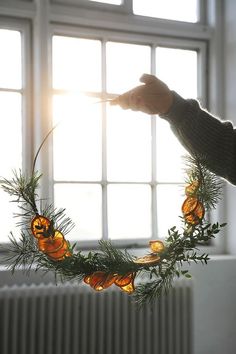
xmin=190 ymin=256 xmax=236 ymax=354
xmin=224 ymin=0 xmax=236 ymax=254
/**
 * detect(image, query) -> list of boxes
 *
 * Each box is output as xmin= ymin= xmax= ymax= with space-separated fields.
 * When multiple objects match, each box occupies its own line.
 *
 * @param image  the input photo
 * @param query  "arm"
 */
xmin=111 ymin=74 xmax=236 ymax=185
xmin=162 ymin=92 xmax=236 ymax=185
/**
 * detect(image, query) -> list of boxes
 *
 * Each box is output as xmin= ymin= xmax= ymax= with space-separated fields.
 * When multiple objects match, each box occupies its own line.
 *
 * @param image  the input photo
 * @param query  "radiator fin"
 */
xmin=0 ymin=279 xmax=192 ymax=354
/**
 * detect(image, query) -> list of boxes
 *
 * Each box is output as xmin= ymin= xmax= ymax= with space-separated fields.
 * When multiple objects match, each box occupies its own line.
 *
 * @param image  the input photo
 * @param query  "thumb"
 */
xmin=139 ymin=73 xmax=158 ymax=85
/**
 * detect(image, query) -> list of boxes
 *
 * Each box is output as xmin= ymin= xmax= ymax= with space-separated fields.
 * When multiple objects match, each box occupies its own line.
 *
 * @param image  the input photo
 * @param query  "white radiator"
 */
xmin=0 ymin=280 xmax=192 ymax=354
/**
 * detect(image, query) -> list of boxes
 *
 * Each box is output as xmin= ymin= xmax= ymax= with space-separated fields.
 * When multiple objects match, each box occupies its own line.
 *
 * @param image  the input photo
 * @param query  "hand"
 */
xmin=110 ymin=74 xmax=173 ymax=115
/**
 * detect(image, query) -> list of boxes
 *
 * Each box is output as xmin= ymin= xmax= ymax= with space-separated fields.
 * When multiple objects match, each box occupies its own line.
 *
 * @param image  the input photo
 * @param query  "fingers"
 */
xmin=139 ymin=73 xmax=157 ymax=85
xmin=110 ymin=89 xmax=140 ymax=110
xmin=110 ymin=92 xmax=130 ymax=109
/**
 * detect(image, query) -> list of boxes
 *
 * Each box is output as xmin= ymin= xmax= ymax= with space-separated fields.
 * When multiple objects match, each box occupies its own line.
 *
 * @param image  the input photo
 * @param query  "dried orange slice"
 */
xmin=149 ymin=240 xmax=165 ymax=253
xmin=184 ymin=201 xmax=205 ymax=225
xmin=185 ymin=180 xmax=200 ymax=196
xmin=133 ymin=253 xmax=160 ymax=265
xmin=102 ymin=274 xmax=116 ymax=289
xmin=37 ymin=230 xmax=64 ymax=253
xmin=31 ymin=215 xmax=51 ymax=239
xmin=84 ymin=274 xmax=92 ymax=285
xmin=115 ymin=273 xmax=133 ymax=287
xmin=119 ymin=275 xmax=135 ymax=294
xmin=84 ymin=272 xmax=115 ymax=290
xmin=47 ymin=241 xmax=71 ymax=261
xmin=182 ymin=196 xmax=199 ymax=216
xmin=89 ymin=271 xmax=107 ymax=291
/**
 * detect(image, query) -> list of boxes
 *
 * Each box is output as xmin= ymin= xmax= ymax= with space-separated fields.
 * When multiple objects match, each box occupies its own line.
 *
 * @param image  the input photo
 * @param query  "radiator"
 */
xmin=0 ymin=279 xmax=192 ymax=354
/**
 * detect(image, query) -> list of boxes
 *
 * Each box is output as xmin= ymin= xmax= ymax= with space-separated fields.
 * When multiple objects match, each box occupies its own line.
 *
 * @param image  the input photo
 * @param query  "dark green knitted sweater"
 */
xmin=161 ymin=92 xmax=236 ymax=185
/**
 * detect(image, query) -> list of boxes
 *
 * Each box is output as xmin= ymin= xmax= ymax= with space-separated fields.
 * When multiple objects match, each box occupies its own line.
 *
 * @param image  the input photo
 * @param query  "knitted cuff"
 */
xmin=160 ymin=91 xmax=198 ymax=125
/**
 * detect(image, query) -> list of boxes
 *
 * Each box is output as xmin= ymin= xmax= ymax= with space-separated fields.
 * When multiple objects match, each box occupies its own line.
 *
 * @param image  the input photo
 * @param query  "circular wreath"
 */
xmin=1 ymin=144 xmax=225 ymax=306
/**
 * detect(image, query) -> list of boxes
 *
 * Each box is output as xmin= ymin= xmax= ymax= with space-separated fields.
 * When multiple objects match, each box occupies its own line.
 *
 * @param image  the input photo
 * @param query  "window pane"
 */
xmin=156 ymin=47 xmax=198 ymax=98
xmin=106 ymin=42 xmax=150 ymax=93
xmin=0 ymin=29 xmax=22 ymax=89
xmin=0 ymin=92 xmax=22 ymax=178
xmin=107 ymin=105 xmax=151 ymax=182
xmin=53 ymin=94 xmax=102 ymax=181
xmin=0 ymin=189 xmax=19 ymax=243
xmin=133 ymin=0 xmax=198 ymax=23
xmin=53 ymin=36 xmax=101 ymax=92
xmin=54 ymin=184 xmax=102 ymax=241
xmin=89 ymin=0 xmax=122 ymax=4
xmin=156 ymin=119 xmax=186 ymax=183
xmin=108 ymin=184 xmax=151 ymax=239
xmin=156 ymin=184 xmax=184 ymax=237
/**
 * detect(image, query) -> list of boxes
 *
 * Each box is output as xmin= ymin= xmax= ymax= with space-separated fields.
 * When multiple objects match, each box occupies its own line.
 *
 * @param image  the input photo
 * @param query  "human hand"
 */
xmin=110 ymin=74 xmax=173 ymax=115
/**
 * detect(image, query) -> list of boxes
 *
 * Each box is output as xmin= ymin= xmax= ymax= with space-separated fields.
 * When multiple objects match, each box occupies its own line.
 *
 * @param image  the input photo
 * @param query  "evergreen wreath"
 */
xmin=0 ymin=131 xmax=226 ymax=306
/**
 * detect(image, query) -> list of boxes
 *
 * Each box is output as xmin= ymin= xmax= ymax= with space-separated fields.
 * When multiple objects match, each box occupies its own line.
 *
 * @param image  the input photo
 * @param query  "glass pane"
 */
xmin=0 ymin=189 xmax=19 ymax=243
xmin=53 ymin=36 xmax=101 ymax=92
xmin=54 ymin=184 xmax=102 ymax=241
xmin=0 ymin=92 xmax=22 ymax=243
xmin=53 ymin=94 xmax=102 ymax=181
xmin=89 ymin=0 xmax=122 ymax=4
xmin=156 ymin=119 xmax=186 ymax=183
xmin=106 ymin=42 xmax=150 ymax=93
xmin=0 ymin=29 xmax=22 ymax=89
xmin=133 ymin=0 xmax=198 ymax=23
xmin=156 ymin=47 xmax=198 ymax=98
xmin=0 ymin=92 xmax=22 ymax=178
xmin=107 ymin=105 xmax=151 ymax=181
xmin=108 ymin=184 xmax=151 ymax=239
xmin=156 ymin=184 xmax=184 ymax=237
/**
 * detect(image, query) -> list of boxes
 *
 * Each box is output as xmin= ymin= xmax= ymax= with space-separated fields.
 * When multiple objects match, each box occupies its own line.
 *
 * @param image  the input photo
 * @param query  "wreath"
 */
xmin=0 ymin=131 xmax=225 ymax=306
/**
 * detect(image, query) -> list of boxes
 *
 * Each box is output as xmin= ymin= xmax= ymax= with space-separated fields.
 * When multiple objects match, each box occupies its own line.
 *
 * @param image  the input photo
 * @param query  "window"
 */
xmin=0 ymin=1 xmax=222 ymax=253
xmin=51 ymin=28 xmax=206 ymax=246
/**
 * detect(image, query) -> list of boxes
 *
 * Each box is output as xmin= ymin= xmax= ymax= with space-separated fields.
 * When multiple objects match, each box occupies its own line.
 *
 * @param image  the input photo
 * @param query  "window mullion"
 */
xmin=101 ymin=38 xmax=109 ymax=241
xmin=33 ymin=0 xmax=52 ymax=200
xmin=151 ymin=44 xmax=157 ymax=239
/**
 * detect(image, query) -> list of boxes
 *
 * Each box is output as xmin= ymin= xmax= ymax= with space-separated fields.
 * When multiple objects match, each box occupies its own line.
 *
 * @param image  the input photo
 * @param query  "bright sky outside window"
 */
xmin=0 ymin=29 xmax=22 ymax=242
xmin=133 ymin=0 xmax=198 ymax=23
xmin=106 ymin=42 xmax=151 ymax=93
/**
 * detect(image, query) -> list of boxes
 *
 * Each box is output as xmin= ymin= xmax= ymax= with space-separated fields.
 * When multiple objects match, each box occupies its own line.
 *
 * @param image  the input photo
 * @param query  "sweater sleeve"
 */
xmin=160 ymin=92 xmax=236 ymax=185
